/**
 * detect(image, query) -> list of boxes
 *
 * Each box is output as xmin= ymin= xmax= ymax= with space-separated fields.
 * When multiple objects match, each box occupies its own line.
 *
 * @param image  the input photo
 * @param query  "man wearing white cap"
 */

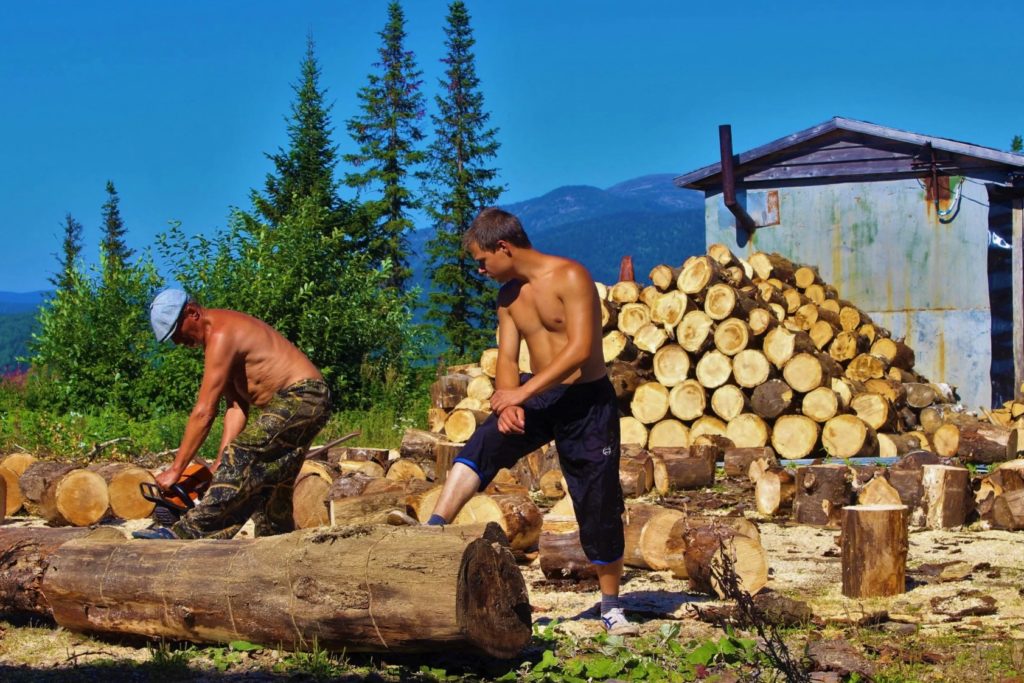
xmin=136 ymin=289 xmax=331 ymax=539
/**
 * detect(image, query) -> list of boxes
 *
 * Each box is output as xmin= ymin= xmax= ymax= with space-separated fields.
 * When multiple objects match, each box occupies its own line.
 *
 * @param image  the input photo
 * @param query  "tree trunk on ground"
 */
xmin=22 ymin=463 xmax=110 ymax=527
xmin=957 ymin=422 xmax=1015 ymax=465
xmin=37 ymin=524 xmax=531 ymax=657
xmin=650 ymin=446 xmax=716 ymax=492
xmin=794 ymin=464 xmax=852 ymax=527
xmin=755 ymin=467 xmax=796 ymax=516
xmin=680 ymin=525 xmax=768 ymax=598
xmin=538 ymin=515 xmax=596 ymax=581
xmin=0 ymin=526 xmax=127 ymax=618
xmin=840 ymin=505 xmax=908 ymax=598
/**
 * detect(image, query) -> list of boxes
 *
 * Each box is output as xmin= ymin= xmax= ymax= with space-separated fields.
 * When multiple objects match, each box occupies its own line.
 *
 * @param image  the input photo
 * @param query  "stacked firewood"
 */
xmin=0 ymin=452 xmax=157 ymax=526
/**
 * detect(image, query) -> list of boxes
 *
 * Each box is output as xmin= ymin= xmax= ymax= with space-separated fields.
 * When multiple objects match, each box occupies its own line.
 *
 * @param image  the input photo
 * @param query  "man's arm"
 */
xmin=493 ymin=288 xmax=526 ymax=434
xmin=156 ymin=331 xmax=235 ymax=489
xmin=491 ymin=263 xmax=597 ymax=412
xmin=211 ymin=387 xmax=249 ymax=473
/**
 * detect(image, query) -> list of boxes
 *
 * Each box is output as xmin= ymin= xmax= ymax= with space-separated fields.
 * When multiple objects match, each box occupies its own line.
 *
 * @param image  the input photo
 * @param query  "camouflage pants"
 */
xmin=172 ymin=379 xmax=331 ymax=539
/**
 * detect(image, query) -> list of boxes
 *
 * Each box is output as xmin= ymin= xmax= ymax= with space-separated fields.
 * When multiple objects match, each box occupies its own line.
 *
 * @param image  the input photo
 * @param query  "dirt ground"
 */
xmin=3 ymin=494 xmax=1024 ymax=678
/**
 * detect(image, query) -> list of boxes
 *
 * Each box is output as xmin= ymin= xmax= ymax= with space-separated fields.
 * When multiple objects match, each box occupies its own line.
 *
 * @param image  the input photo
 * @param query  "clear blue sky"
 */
xmin=2 ymin=0 xmax=1021 ymax=292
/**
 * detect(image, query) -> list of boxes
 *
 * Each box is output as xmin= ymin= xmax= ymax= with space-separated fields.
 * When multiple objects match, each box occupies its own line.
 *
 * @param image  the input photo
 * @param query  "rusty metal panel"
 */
xmin=706 ymin=177 xmax=993 ymax=409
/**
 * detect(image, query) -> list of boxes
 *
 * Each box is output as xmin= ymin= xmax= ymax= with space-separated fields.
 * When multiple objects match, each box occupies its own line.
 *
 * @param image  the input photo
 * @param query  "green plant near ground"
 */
xmin=147 ymin=640 xmax=196 ymax=674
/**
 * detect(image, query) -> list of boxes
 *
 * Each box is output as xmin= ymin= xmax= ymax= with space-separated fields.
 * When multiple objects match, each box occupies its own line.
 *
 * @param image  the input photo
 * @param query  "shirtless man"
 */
xmin=133 ymin=289 xmax=331 ymax=540
xmin=427 ymin=207 xmax=638 ymax=636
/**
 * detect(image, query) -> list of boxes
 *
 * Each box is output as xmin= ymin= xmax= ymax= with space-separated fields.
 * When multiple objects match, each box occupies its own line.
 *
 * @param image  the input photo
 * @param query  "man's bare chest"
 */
xmin=508 ymin=286 xmax=566 ymax=334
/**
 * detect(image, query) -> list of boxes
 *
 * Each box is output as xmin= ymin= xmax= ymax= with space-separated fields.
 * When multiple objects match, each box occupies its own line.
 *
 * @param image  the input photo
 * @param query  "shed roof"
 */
xmin=675 ymin=116 xmax=1024 ymax=190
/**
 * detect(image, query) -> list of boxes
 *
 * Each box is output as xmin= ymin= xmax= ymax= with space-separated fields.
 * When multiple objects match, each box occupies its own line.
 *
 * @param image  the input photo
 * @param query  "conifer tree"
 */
xmin=101 ymin=181 xmax=133 ymax=277
xmin=424 ymin=0 xmax=504 ymax=359
xmin=253 ymin=34 xmax=343 ymax=229
xmin=345 ymin=1 xmax=427 ymax=290
xmin=1012 ymin=135 xmax=1023 ymax=153
xmin=51 ymin=213 xmax=83 ymax=292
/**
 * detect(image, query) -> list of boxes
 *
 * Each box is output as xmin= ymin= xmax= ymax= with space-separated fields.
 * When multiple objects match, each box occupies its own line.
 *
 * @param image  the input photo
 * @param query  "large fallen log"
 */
xmin=28 ymin=523 xmax=531 ymax=657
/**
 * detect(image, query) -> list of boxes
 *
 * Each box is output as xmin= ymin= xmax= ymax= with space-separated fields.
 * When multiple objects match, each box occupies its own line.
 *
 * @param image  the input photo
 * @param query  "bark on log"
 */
xmin=620 ymin=448 xmax=655 ymax=497
xmin=723 ymin=447 xmax=777 ymax=478
xmin=877 ymin=432 xmax=925 ymax=458
xmin=650 ymin=446 xmax=716 ymax=492
xmin=22 ymin=464 xmax=110 ymax=527
xmin=840 ymin=505 xmax=908 ymax=598
xmin=430 ymin=373 xmax=472 ymax=410
xmin=399 ymin=428 xmax=448 ymax=463
xmin=38 ymin=524 xmax=531 ymax=657
xmin=991 ymin=489 xmax=1024 ymax=530
xmin=957 ymin=422 xmax=1015 ymax=464
xmin=751 ymin=379 xmax=794 ymax=419
xmin=538 ymin=516 xmax=596 ymax=581
xmin=681 ymin=525 xmax=768 ymax=598
xmin=794 ymin=464 xmax=852 ymax=527
xmin=0 ymin=526 xmax=127 ymax=618
xmin=921 ymin=465 xmax=971 ymax=529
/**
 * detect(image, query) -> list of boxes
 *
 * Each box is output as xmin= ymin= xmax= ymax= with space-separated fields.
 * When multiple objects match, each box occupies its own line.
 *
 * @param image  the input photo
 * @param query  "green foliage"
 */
xmin=345 ymin=0 xmax=427 ymax=291
xmin=26 ymin=248 xmax=175 ymax=417
xmin=1012 ymin=134 xmax=1023 ymax=153
xmin=253 ymin=35 xmax=341 ymax=230
xmin=52 ymin=212 xmax=84 ymax=292
xmin=147 ymin=640 xmax=196 ymax=674
xmin=424 ymin=0 xmax=503 ymax=360
xmin=101 ymin=181 xmax=133 ymax=279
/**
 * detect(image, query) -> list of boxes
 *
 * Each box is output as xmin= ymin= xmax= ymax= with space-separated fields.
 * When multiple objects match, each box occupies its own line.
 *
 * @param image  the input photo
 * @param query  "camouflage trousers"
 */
xmin=172 ymin=379 xmax=331 ymax=539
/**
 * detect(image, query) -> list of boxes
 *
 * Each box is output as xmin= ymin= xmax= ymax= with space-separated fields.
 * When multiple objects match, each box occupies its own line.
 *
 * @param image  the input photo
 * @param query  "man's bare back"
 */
xmin=197 ymin=309 xmax=322 ymax=407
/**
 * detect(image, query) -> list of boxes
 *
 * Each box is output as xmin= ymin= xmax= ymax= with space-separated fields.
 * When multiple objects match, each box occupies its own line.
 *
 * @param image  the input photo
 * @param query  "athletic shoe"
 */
xmin=601 ymin=608 xmax=640 ymax=636
xmin=131 ymin=526 xmax=178 ymax=540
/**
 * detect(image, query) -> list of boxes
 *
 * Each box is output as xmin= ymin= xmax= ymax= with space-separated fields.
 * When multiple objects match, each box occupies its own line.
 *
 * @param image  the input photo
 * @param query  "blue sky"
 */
xmin=2 ymin=0 xmax=1021 ymax=292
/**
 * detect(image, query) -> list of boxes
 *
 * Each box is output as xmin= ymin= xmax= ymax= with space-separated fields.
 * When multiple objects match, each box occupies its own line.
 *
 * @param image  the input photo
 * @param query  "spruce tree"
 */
xmin=1012 ymin=135 xmax=1023 ymax=153
xmin=253 ymin=34 xmax=342 ymax=229
xmin=424 ymin=0 xmax=504 ymax=359
xmin=345 ymin=1 xmax=427 ymax=290
xmin=101 ymin=181 xmax=133 ymax=277
xmin=51 ymin=213 xmax=83 ymax=292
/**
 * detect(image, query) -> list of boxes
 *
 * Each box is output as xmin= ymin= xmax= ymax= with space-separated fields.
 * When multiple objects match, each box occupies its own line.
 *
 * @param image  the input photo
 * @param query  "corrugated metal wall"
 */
xmin=704 ymin=177 xmax=994 ymax=410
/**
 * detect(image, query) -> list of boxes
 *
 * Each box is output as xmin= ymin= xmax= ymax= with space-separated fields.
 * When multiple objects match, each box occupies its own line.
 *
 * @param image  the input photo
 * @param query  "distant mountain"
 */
xmin=0 ymin=290 xmax=49 ymax=315
xmin=409 ymin=173 xmax=706 ymax=288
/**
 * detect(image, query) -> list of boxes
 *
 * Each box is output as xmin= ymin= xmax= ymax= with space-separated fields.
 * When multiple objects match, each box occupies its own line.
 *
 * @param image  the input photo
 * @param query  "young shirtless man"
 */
xmin=133 ymin=289 xmax=332 ymax=540
xmin=427 ymin=207 xmax=638 ymax=636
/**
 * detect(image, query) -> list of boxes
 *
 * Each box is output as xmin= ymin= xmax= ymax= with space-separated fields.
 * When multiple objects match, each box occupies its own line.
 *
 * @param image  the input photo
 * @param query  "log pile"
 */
xmin=428 ymin=247 xmax=1023 ymax=468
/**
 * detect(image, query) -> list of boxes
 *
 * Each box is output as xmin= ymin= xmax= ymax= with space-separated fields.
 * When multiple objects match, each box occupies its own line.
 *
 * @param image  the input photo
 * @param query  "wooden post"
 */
xmin=840 ymin=504 xmax=908 ymax=598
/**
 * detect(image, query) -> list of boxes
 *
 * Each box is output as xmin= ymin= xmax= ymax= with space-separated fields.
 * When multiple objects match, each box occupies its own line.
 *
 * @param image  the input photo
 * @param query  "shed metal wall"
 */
xmin=705 ymin=177 xmax=994 ymax=410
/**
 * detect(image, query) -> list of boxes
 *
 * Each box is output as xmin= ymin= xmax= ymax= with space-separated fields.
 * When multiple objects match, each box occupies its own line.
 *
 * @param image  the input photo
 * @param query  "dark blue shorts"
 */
xmin=454 ymin=375 xmax=624 ymax=563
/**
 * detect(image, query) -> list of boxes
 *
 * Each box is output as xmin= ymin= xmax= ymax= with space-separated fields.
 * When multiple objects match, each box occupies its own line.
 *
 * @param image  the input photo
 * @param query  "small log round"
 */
xmin=630 ymin=381 xmax=670 ymax=425
xmin=840 ymin=504 xmax=909 ymax=598
xmin=725 ymin=414 xmax=770 ymax=449
xmin=620 ymin=416 xmax=649 ymax=447
xmin=751 ymin=379 xmax=794 ymax=419
xmin=669 ymin=379 xmax=707 ymax=421
xmin=652 ymin=344 xmax=691 ymax=387
xmin=771 ymin=414 xmax=820 ymax=460
xmin=648 ymin=419 xmax=690 ymax=449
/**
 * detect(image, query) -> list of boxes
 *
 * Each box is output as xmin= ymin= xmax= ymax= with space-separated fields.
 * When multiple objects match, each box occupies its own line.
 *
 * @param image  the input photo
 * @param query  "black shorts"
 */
xmin=454 ymin=375 xmax=624 ymax=563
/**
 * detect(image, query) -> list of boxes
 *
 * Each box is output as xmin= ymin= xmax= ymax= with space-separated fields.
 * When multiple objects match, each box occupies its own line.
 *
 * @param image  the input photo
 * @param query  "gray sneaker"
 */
xmin=601 ymin=608 xmax=639 ymax=636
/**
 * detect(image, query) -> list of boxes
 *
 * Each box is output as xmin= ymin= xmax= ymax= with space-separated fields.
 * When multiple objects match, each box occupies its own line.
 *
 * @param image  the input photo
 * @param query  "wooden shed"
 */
xmin=675 ymin=117 xmax=1024 ymax=410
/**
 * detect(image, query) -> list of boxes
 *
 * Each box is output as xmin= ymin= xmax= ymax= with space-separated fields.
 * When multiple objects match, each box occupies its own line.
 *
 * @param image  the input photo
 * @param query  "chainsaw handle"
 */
xmin=138 ymin=481 xmax=195 ymax=512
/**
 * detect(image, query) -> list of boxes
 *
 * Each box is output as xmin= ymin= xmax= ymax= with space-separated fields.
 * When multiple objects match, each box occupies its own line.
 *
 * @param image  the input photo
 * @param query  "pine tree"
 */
xmin=345 ymin=1 xmax=427 ymax=290
xmin=101 ymin=181 xmax=133 ymax=276
xmin=51 ymin=213 xmax=83 ymax=292
xmin=1012 ymin=135 xmax=1023 ymax=153
xmin=424 ymin=1 xmax=504 ymax=359
xmin=253 ymin=34 xmax=342 ymax=229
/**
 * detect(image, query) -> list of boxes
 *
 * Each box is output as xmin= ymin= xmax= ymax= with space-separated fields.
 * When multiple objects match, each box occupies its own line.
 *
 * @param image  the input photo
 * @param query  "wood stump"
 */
xmin=840 ymin=505 xmax=908 ymax=598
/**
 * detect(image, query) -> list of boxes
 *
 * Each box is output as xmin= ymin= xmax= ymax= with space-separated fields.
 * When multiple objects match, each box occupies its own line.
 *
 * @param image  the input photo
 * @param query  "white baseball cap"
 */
xmin=150 ymin=288 xmax=189 ymax=342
